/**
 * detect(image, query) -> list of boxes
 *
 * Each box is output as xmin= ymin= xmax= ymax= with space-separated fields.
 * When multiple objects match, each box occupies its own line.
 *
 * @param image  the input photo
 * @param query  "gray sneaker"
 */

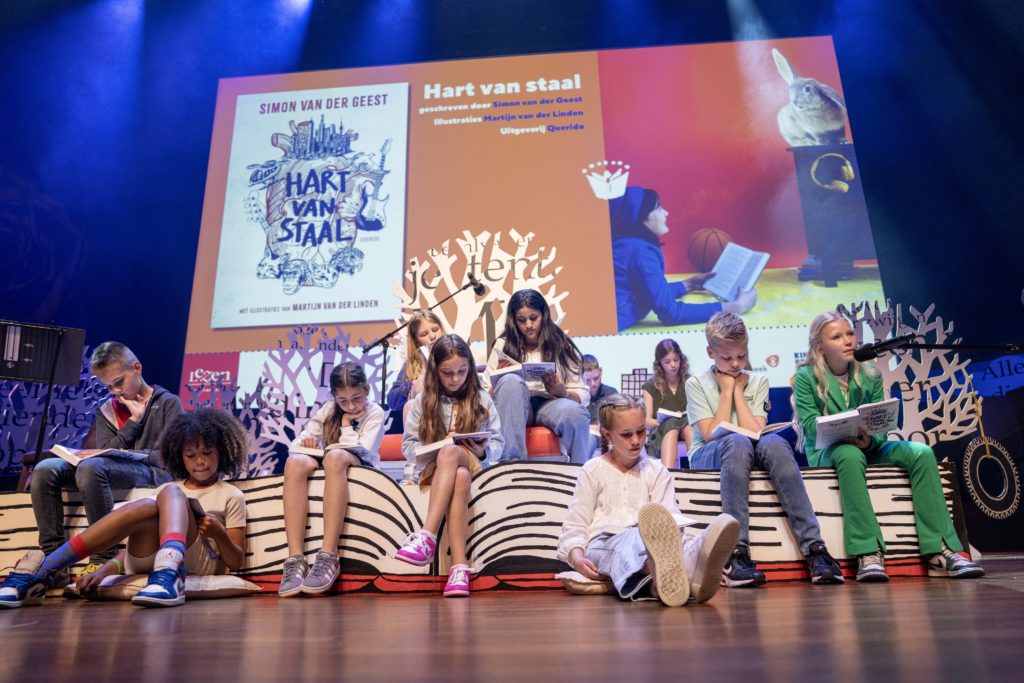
xmin=278 ymin=554 xmax=309 ymax=597
xmin=301 ymin=552 xmax=340 ymax=595
xmin=856 ymin=552 xmax=889 ymax=583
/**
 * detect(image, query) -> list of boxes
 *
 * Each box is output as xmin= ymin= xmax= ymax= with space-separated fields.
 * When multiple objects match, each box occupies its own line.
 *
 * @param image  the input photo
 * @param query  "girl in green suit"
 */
xmin=793 ymin=312 xmax=984 ymax=582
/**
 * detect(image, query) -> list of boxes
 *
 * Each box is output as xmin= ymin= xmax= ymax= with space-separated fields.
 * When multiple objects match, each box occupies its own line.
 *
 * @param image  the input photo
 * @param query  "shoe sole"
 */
xmin=132 ymin=593 xmax=186 ymax=607
xmin=691 ymin=514 xmax=740 ymax=603
xmin=278 ymin=584 xmax=304 ymax=598
xmin=811 ymin=572 xmax=846 ymax=585
xmin=0 ymin=596 xmax=44 ymax=609
xmin=721 ymin=573 xmax=763 ymax=588
xmin=927 ymin=566 xmax=986 ymax=579
xmin=301 ymin=570 xmax=340 ymax=595
xmin=638 ymin=503 xmax=689 ymax=607
xmin=394 ymin=552 xmax=433 ymax=567
xmin=443 ymin=588 xmax=470 ymax=598
xmin=855 ymin=571 xmax=889 ymax=583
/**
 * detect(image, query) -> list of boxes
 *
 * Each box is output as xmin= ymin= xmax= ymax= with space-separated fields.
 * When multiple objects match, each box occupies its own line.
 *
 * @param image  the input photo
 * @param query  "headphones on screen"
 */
xmin=810 ymin=152 xmax=855 ymax=193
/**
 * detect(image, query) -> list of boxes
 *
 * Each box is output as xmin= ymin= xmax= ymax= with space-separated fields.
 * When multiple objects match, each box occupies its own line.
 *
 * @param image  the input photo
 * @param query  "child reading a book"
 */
xmin=685 ymin=312 xmax=843 ymax=587
xmin=642 ymin=339 xmax=693 ymax=468
xmin=29 ymin=341 xmax=182 ymax=591
xmin=395 ymin=334 xmax=503 ymax=597
xmin=385 ymin=309 xmax=446 ymax=414
xmin=279 ymin=362 xmax=386 ymax=597
xmin=482 ymin=289 xmax=592 ymax=464
xmin=557 ymin=393 xmax=740 ymax=606
xmin=1 ymin=408 xmax=248 ymax=609
xmin=792 ymin=312 xmax=984 ymax=581
xmin=609 ymin=186 xmax=755 ymax=331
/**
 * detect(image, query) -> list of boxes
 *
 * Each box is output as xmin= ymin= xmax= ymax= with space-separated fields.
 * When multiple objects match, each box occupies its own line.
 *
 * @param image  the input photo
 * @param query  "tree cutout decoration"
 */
xmin=838 ymin=300 xmax=979 ymax=449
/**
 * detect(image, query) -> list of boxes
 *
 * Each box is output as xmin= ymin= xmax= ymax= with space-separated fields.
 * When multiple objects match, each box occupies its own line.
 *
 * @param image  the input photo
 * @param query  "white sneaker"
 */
xmin=684 ymin=514 xmax=741 ymax=603
xmin=638 ymin=503 xmax=689 ymax=607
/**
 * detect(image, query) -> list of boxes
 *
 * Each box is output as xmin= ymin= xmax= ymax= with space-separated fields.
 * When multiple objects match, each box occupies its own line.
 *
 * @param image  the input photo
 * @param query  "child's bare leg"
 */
xmin=124 ymin=487 xmax=198 ymax=558
xmin=283 ymin=453 xmax=318 ymax=556
xmin=661 ymin=430 xmax=680 ymax=469
xmin=74 ymin=498 xmax=161 ymax=556
xmin=446 ymin=467 xmax=473 ymax=566
xmin=683 ymin=425 xmax=694 ymax=452
xmin=423 ymin=445 xmax=474 ymax=534
xmin=321 ymin=449 xmax=360 ymax=555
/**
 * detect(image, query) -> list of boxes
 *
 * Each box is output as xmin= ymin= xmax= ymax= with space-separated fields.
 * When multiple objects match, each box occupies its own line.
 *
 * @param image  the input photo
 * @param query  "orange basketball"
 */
xmin=687 ymin=228 xmax=731 ymax=272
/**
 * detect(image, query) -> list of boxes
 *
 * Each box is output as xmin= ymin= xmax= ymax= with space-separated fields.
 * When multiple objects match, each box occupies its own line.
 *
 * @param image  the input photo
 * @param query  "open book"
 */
xmin=814 ymin=398 xmax=900 ymax=450
xmin=491 ymin=361 xmax=557 ymax=382
xmin=414 ymin=431 xmax=490 ymax=466
xmin=709 ymin=421 xmax=792 ymax=442
xmin=290 ymin=431 xmax=371 ymax=461
xmin=704 ymin=242 xmax=770 ymax=302
xmin=51 ymin=445 xmax=147 ymax=467
xmin=656 ymin=408 xmax=686 ymax=424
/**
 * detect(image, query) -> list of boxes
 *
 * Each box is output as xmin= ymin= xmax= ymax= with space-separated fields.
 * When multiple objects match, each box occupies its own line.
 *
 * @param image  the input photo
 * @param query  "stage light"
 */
xmin=726 ymin=0 xmax=775 ymax=40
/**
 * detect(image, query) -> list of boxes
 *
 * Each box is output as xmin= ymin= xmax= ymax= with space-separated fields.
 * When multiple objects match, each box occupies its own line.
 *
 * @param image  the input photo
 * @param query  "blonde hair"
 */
xmin=596 ymin=393 xmax=646 ymax=454
xmin=404 ymin=310 xmax=445 ymax=383
xmin=704 ymin=312 xmax=748 ymax=348
xmin=798 ymin=311 xmax=878 ymax=414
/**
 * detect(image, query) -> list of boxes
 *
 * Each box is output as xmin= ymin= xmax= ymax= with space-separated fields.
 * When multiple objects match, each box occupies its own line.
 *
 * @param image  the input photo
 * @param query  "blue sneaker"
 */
xmin=131 ymin=567 xmax=186 ymax=608
xmin=0 ymin=550 xmax=49 ymax=609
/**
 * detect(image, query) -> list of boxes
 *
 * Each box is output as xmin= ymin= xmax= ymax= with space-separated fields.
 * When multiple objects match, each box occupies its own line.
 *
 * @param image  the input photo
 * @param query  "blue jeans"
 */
xmin=30 ymin=455 xmax=171 ymax=562
xmin=491 ymin=374 xmax=592 ymax=464
xmin=689 ymin=433 xmax=823 ymax=555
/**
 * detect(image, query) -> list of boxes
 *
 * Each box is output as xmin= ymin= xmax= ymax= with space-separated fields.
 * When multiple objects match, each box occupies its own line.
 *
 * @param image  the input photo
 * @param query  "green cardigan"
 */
xmin=792 ymin=364 xmax=888 ymax=466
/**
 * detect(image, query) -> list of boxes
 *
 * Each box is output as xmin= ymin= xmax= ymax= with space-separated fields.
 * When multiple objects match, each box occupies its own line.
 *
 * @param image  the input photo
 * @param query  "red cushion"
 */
xmin=378 ymin=427 xmax=561 ymax=462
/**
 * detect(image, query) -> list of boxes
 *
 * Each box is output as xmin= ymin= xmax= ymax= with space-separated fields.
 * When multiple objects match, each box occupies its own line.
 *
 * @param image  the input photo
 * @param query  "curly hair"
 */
xmin=160 ymin=408 xmax=248 ymax=480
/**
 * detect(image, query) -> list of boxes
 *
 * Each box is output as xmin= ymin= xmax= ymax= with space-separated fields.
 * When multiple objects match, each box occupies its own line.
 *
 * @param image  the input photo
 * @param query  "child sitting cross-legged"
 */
xmin=1 ymin=409 xmax=248 ymax=609
xmin=557 ymin=393 xmax=740 ymax=606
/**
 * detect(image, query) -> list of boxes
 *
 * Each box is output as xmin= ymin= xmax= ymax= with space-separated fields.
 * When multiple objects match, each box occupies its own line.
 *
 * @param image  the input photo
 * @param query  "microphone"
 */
xmin=467 ymin=271 xmax=486 ymax=296
xmin=853 ymin=333 xmax=917 ymax=362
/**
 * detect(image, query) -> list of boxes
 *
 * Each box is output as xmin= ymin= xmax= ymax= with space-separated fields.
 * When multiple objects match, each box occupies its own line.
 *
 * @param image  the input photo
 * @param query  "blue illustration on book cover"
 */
xmin=211 ymin=83 xmax=408 ymax=328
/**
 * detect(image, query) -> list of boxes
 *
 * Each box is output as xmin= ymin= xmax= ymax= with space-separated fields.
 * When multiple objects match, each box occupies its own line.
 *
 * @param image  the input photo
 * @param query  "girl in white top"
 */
xmin=395 ymin=334 xmax=503 ymax=598
xmin=279 ymin=361 xmax=386 ymax=597
xmin=557 ymin=394 xmax=739 ymax=606
xmin=482 ymin=288 xmax=592 ymax=463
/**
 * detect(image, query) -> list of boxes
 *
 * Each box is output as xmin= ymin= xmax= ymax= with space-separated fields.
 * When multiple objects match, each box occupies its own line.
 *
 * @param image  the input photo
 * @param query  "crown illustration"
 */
xmin=583 ymin=160 xmax=630 ymax=200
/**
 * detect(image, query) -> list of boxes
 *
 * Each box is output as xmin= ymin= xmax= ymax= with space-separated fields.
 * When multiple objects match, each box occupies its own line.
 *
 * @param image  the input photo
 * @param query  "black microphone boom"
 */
xmin=853 ymin=333 xmax=918 ymax=362
xmin=467 ymin=271 xmax=486 ymax=296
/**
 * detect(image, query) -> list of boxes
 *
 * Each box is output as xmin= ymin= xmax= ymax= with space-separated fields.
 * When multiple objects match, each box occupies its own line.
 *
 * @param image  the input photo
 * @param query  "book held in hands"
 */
xmin=414 ymin=431 xmax=491 ymax=466
xmin=656 ymin=408 xmax=685 ymax=424
xmin=814 ymin=398 xmax=900 ymax=450
xmin=290 ymin=431 xmax=370 ymax=461
xmin=703 ymin=242 xmax=770 ymax=302
xmin=709 ymin=421 xmax=793 ymax=442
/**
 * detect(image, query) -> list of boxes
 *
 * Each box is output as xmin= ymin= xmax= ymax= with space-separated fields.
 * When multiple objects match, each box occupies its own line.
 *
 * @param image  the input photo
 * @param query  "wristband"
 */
xmin=109 ymin=558 xmax=125 ymax=575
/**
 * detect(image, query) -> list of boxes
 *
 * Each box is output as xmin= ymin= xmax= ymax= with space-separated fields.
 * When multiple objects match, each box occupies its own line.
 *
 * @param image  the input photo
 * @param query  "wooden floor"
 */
xmin=2 ymin=559 xmax=1023 ymax=683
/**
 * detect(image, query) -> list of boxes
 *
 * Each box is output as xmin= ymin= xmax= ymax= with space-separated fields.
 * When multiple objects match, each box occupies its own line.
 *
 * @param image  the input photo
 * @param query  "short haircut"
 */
xmin=582 ymin=354 xmax=601 ymax=373
xmin=90 ymin=341 xmax=139 ymax=372
xmin=704 ymin=312 xmax=748 ymax=347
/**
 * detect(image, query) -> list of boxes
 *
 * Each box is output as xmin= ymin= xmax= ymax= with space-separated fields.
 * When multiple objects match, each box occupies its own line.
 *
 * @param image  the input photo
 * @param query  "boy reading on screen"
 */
xmin=29 ymin=341 xmax=182 ymax=590
xmin=685 ymin=313 xmax=842 ymax=587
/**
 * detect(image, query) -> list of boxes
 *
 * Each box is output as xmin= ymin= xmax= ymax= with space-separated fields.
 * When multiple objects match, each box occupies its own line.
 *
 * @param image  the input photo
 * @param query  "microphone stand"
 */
xmin=888 ymin=341 xmax=1023 ymax=355
xmin=361 ymin=279 xmax=482 ymax=410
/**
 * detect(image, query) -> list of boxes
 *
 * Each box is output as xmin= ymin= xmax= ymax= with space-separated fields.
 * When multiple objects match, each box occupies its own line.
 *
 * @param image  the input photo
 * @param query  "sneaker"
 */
xmin=131 ymin=567 xmax=186 ymax=607
xmin=0 ymin=551 xmax=50 ymax=609
xmin=395 ymin=531 xmax=437 ymax=566
xmin=638 ymin=503 xmax=689 ymax=607
xmin=806 ymin=542 xmax=845 ymax=585
xmin=64 ymin=562 xmax=104 ymax=599
xmin=687 ymin=513 xmax=741 ymax=603
xmin=856 ymin=552 xmax=889 ymax=583
xmin=301 ymin=552 xmax=340 ymax=595
xmin=278 ymin=555 xmax=309 ymax=597
xmin=721 ymin=547 xmax=766 ymax=587
xmin=444 ymin=564 xmax=471 ymax=598
xmin=926 ymin=548 xmax=985 ymax=579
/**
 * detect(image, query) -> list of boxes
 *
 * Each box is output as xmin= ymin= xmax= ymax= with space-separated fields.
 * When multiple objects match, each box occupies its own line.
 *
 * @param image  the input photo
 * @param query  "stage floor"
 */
xmin=1 ymin=558 xmax=1021 ymax=683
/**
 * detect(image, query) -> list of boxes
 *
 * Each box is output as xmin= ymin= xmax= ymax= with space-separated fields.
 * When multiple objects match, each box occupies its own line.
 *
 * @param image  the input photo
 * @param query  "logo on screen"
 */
xmin=243 ymin=118 xmax=394 ymax=295
xmin=583 ymin=160 xmax=629 ymax=200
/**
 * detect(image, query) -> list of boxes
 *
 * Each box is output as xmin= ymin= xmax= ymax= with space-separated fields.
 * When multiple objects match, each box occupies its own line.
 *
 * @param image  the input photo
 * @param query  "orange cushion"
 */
xmin=378 ymin=427 xmax=561 ymax=461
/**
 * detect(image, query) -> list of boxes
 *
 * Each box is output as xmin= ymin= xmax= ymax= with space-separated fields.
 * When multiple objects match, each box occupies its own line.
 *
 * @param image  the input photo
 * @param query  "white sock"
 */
xmin=152 ymin=548 xmax=185 ymax=573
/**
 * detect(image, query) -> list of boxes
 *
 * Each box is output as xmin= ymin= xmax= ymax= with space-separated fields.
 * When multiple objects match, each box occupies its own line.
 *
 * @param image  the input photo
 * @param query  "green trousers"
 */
xmin=819 ymin=440 xmax=962 ymax=557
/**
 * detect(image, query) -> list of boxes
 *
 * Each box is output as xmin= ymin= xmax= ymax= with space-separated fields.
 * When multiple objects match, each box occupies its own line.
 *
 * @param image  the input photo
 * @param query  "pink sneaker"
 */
xmin=395 ymin=531 xmax=437 ymax=566
xmin=444 ymin=564 xmax=471 ymax=597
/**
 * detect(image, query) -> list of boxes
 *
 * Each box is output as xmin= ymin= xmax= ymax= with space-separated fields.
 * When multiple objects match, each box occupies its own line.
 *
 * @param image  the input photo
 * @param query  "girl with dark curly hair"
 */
xmin=0 ymin=409 xmax=249 ymax=610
